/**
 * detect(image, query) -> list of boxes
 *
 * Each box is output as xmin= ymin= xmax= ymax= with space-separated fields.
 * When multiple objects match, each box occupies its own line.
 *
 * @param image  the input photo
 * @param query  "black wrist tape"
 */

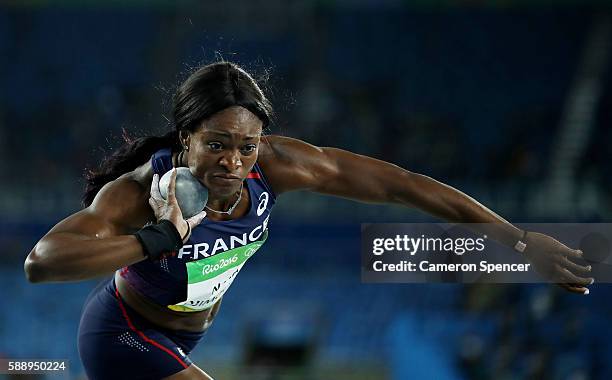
xmin=134 ymin=220 xmax=183 ymax=261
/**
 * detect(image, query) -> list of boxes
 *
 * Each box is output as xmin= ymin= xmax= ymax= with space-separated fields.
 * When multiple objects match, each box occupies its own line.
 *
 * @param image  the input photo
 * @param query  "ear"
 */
xmin=179 ymin=130 xmax=191 ymax=151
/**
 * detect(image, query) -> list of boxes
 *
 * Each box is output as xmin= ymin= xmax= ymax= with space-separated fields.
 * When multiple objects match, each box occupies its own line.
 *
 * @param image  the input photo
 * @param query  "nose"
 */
xmin=218 ymin=149 xmax=242 ymax=172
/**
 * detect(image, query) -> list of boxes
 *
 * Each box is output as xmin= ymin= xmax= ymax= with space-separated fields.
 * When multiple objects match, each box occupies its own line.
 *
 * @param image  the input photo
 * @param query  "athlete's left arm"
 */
xmin=258 ymin=135 xmax=594 ymax=294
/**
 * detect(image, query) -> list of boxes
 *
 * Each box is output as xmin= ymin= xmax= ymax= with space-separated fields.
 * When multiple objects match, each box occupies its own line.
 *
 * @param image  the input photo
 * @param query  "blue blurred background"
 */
xmin=1 ymin=1 xmax=611 ymax=379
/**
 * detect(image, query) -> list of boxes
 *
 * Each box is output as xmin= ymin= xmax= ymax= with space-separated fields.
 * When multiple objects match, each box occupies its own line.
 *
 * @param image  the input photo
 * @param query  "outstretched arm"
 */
xmin=259 ymin=135 xmax=594 ymax=293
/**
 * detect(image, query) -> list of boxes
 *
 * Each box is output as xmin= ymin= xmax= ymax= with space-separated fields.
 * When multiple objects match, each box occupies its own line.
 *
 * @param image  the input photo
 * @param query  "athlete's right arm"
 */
xmin=24 ymin=175 xmax=153 ymax=283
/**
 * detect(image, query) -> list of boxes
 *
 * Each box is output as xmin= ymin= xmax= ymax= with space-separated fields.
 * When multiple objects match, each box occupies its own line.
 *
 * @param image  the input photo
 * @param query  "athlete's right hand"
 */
xmin=149 ymin=168 xmax=207 ymax=242
xmin=522 ymin=231 xmax=594 ymax=294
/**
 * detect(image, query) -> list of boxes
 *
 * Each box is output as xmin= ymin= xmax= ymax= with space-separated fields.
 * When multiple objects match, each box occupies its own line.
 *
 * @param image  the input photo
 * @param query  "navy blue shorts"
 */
xmin=78 ymin=278 xmax=205 ymax=380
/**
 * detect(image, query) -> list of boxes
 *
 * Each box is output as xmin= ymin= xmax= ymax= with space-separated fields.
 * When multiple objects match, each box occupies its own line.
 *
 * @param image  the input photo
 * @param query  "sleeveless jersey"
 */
xmin=119 ymin=148 xmax=276 ymax=312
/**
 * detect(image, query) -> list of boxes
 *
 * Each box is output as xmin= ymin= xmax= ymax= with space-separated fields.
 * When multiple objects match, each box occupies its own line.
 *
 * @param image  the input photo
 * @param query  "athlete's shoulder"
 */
xmin=257 ymin=135 xmax=334 ymax=194
xmin=258 ymin=135 xmax=325 ymax=161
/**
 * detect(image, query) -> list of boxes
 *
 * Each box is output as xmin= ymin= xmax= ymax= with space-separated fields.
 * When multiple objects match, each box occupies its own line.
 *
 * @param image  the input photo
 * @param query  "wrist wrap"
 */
xmin=134 ymin=220 xmax=183 ymax=261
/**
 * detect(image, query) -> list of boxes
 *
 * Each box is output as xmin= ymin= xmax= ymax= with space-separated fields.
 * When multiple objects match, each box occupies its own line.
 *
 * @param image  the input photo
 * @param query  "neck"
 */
xmin=207 ymin=192 xmax=240 ymax=210
xmin=205 ymin=181 xmax=245 ymax=216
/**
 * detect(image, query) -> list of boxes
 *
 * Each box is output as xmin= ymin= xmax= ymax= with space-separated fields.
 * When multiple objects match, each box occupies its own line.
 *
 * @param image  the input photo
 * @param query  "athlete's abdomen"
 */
xmin=115 ymin=272 xmax=219 ymax=332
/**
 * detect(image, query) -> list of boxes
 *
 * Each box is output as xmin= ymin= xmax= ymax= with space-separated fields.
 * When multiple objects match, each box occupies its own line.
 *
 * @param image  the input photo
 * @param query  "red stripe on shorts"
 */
xmin=114 ymin=287 xmax=189 ymax=369
xmin=247 ymin=172 xmax=260 ymax=179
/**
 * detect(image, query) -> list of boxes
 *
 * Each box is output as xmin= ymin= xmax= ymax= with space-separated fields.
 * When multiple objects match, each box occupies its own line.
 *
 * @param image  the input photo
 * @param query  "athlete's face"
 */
xmin=182 ymin=106 xmax=263 ymax=197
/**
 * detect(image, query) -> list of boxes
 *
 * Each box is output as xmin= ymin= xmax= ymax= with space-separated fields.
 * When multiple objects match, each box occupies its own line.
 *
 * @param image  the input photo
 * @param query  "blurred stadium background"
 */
xmin=1 ymin=0 xmax=611 ymax=379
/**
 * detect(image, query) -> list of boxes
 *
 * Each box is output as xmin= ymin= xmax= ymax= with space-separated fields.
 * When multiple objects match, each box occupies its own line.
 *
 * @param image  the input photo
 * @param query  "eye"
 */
xmin=208 ymin=142 xmax=223 ymax=151
xmin=241 ymin=144 xmax=257 ymax=154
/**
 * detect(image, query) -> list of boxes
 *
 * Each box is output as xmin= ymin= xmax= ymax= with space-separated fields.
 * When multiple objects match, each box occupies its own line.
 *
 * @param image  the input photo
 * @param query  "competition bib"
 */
xmin=168 ymin=230 xmax=268 ymax=312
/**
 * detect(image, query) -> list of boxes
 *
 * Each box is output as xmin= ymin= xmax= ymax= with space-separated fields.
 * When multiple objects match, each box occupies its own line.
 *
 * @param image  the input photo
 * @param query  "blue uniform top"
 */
xmin=119 ymin=148 xmax=276 ymax=312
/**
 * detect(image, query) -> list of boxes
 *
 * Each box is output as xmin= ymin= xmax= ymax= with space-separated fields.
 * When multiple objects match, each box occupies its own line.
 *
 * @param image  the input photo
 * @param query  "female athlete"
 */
xmin=24 ymin=61 xmax=594 ymax=380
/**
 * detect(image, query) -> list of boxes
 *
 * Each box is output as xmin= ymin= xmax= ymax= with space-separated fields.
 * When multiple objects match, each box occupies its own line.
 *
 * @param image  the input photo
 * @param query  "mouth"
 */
xmin=210 ymin=173 xmax=242 ymax=186
xmin=213 ymin=173 xmax=241 ymax=179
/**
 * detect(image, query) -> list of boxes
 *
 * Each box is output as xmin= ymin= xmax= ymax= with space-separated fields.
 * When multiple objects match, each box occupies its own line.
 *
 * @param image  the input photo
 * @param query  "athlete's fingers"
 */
xmin=556 ymin=283 xmax=590 ymax=295
xmin=561 ymin=268 xmax=594 ymax=287
xmin=561 ymin=257 xmax=592 ymax=276
xmin=564 ymin=249 xmax=584 ymax=260
xmin=150 ymin=173 xmax=163 ymax=201
xmin=148 ymin=197 xmax=158 ymax=210
xmin=167 ymin=169 xmax=178 ymax=204
xmin=187 ymin=210 xmax=207 ymax=229
xmin=554 ymin=264 xmax=593 ymax=287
